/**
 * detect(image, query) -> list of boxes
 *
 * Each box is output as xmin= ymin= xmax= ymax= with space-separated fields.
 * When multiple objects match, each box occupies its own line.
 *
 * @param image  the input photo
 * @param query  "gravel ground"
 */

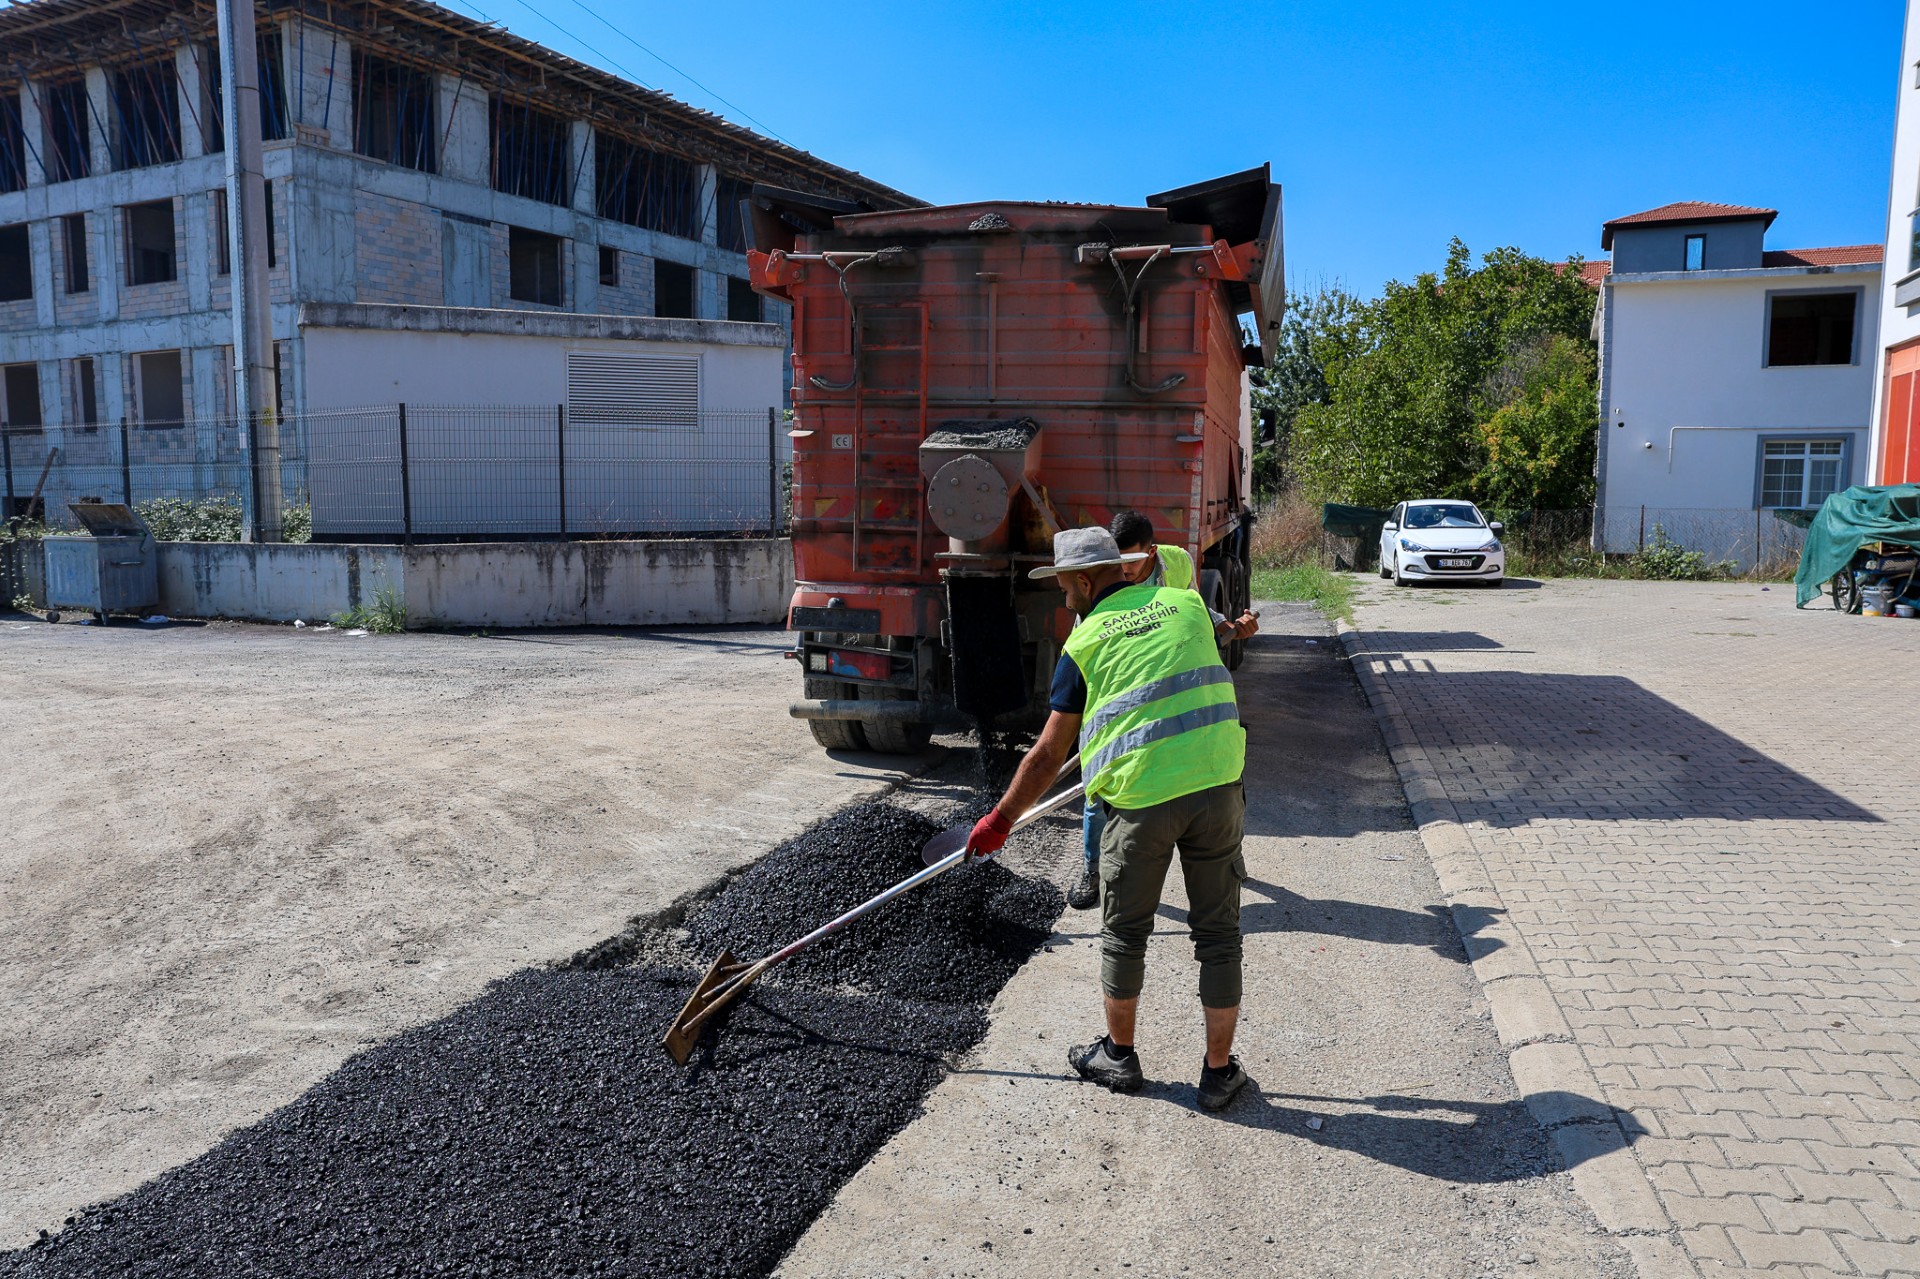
xmin=1 ymin=793 xmax=1069 ymax=1279
xmin=0 ymin=616 xmax=921 ymax=1248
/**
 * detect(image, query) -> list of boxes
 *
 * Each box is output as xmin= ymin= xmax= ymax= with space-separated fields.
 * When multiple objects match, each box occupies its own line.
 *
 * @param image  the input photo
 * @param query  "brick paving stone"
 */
xmin=1348 ymin=578 xmax=1920 ymax=1277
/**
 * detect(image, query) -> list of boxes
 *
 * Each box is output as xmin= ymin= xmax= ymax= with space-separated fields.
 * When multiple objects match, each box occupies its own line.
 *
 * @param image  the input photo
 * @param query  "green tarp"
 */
xmin=1794 ymin=483 xmax=1920 ymax=607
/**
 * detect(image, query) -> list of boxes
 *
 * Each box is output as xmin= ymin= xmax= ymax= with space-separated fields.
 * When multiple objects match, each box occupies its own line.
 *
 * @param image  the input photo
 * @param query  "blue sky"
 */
xmin=460 ymin=0 xmax=1906 ymax=294
xmin=198 ymin=0 xmax=1920 ymax=294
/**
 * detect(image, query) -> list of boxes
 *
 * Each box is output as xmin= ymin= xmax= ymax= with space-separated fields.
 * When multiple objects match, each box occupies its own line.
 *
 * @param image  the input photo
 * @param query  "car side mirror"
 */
xmin=1382 ymin=522 xmax=1398 ymax=532
xmin=1489 ymin=522 xmax=1505 ymax=535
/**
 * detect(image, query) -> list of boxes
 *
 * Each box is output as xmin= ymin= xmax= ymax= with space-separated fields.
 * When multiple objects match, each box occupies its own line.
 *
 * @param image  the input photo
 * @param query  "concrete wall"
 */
xmin=1868 ymin=2 xmax=1920 ymax=483
xmin=299 ymin=314 xmax=784 ymax=411
xmin=10 ymin=537 xmax=793 ymax=627
xmin=1598 ymin=265 xmax=1880 ymax=555
xmin=1611 ymin=221 xmax=1767 ymax=273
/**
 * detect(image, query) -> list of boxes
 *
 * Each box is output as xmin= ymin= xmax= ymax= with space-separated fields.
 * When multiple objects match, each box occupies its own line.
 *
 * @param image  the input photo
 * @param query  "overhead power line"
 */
xmin=558 ymin=0 xmax=794 ymax=146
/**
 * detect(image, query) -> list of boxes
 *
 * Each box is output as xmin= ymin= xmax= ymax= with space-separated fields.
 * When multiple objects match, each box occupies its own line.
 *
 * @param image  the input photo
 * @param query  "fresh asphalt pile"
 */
xmin=3 ymin=798 xmax=1065 ymax=1279
xmin=684 ymin=801 xmax=1059 ymax=1004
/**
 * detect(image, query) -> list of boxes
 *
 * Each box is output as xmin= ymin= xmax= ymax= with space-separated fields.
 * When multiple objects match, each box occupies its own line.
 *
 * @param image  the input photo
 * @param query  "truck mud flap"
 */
xmin=945 ymin=576 xmax=1028 ymax=720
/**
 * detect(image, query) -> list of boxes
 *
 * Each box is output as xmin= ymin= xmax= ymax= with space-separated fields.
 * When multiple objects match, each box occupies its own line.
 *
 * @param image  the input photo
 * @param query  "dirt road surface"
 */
xmin=0 ymin=617 xmax=914 ymax=1248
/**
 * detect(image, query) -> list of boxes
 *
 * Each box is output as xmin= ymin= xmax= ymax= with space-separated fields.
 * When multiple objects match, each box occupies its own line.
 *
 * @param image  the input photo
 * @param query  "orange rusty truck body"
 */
xmin=747 ymin=165 xmax=1284 ymax=753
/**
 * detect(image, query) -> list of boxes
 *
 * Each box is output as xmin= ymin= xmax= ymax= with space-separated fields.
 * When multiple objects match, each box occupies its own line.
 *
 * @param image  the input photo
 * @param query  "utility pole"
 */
xmin=217 ymin=0 xmax=282 ymax=541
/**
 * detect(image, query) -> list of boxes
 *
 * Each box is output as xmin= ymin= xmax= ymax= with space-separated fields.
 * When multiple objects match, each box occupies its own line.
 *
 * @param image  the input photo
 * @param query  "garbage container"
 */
xmin=44 ymin=502 xmax=159 ymax=624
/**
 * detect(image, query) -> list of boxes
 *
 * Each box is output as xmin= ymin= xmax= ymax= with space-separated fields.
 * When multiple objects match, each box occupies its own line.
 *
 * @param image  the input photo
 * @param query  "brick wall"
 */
xmin=355 ymin=190 xmax=442 ymax=305
xmin=50 ymin=214 xmax=97 ymax=327
xmin=593 ymin=243 xmax=653 ymax=316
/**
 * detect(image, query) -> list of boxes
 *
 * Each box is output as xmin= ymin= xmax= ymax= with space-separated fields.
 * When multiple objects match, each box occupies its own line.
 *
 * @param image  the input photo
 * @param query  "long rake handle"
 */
xmin=678 ymin=765 xmax=1083 ymax=1039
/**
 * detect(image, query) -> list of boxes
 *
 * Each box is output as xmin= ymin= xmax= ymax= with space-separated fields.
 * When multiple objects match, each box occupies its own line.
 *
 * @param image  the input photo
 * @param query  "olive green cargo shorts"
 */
xmin=1097 ymin=780 xmax=1246 ymax=1009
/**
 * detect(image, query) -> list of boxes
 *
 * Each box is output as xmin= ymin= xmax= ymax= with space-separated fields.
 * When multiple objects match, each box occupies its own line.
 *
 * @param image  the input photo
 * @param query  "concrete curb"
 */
xmin=1332 ymin=617 xmax=1696 ymax=1278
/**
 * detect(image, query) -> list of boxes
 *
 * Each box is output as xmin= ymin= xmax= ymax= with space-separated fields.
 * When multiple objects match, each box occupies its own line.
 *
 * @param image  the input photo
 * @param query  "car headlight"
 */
xmin=1398 ymin=538 xmax=1425 ymax=552
xmin=1475 ymin=540 xmax=1502 ymax=552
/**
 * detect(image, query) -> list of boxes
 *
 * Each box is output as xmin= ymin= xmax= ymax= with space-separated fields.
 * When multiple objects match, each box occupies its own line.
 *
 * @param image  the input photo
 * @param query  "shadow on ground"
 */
xmin=1350 ymin=630 xmax=1878 ymax=826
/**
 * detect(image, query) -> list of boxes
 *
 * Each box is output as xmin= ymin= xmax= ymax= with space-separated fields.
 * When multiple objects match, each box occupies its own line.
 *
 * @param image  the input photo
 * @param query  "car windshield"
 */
xmin=1404 ymin=504 xmax=1485 ymax=530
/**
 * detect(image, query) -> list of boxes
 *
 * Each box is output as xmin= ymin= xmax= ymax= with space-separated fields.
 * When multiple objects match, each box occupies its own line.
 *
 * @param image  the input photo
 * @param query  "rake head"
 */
xmin=661 ymin=949 xmax=750 ymax=1065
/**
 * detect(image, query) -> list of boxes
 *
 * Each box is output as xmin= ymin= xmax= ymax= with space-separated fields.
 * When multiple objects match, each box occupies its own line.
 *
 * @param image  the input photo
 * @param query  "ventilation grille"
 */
xmin=566 ymin=352 xmax=699 ymax=427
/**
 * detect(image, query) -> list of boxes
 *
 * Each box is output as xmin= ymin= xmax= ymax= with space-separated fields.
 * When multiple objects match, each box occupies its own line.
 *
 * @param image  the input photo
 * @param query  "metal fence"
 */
xmin=2 ymin=405 xmax=788 ymax=541
xmin=1597 ymin=505 xmax=1809 ymax=575
xmin=1300 ymin=504 xmax=1807 ymax=576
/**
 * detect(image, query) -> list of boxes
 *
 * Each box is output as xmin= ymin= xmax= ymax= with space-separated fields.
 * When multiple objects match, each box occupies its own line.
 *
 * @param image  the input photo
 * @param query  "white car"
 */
xmin=1378 ymin=499 xmax=1506 ymax=587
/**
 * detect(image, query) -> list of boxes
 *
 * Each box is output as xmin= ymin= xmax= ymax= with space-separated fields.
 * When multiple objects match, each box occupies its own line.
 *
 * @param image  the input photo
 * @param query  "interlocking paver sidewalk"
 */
xmin=1346 ymin=577 xmax=1920 ymax=1278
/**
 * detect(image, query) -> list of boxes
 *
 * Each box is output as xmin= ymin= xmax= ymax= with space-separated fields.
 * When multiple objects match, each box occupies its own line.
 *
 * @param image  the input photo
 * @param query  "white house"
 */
xmin=1593 ymin=202 xmax=1882 ymax=566
xmin=1868 ymin=0 xmax=1920 ymax=487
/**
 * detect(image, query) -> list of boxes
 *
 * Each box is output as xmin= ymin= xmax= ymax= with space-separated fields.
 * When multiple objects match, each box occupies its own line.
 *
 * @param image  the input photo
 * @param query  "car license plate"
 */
xmin=1437 ymin=557 xmax=1472 ymax=568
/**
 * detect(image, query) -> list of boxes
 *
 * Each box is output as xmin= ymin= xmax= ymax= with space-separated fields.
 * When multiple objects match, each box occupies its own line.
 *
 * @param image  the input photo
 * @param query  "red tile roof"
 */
xmin=1554 ymin=259 xmax=1612 ymax=288
xmin=1601 ymin=201 xmax=1778 ymax=248
xmin=1761 ymin=245 xmax=1885 ymax=268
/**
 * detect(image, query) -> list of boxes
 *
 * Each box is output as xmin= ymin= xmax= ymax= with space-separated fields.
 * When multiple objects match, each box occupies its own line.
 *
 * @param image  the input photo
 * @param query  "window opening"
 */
xmin=599 ymin=245 xmax=619 ymax=286
xmin=595 ymin=133 xmax=699 ymax=239
xmin=111 ymin=59 xmax=182 ymax=170
xmin=43 ymin=79 xmax=91 ymax=183
xmin=727 ymin=276 xmax=761 ymax=322
xmin=1767 ymin=292 xmax=1856 ymax=367
xmin=715 ymin=174 xmax=751 ymax=254
xmin=0 ymin=91 xmax=25 ymax=194
xmin=491 ymin=96 xmax=569 ymax=206
xmin=1684 ymin=234 xmax=1705 ymax=271
xmin=1761 ymin=439 xmax=1845 ymax=508
xmin=2 ymin=363 xmax=42 ymax=431
xmin=352 ymin=52 xmax=436 ymax=172
xmin=204 ymin=32 xmax=292 ymax=152
xmin=71 ymin=357 xmax=98 ymax=428
xmin=136 ymin=350 xmax=185 ymax=427
xmin=125 ymin=201 xmax=176 ymax=285
xmin=654 ymin=260 xmax=694 ymax=318
xmin=508 ymin=226 xmax=563 ymax=305
xmin=62 ymin=215 xmax=89 ymax=293
xmin=213 ymin=189 xmax=230 ymax=275
xmin=0 ymin=224 xmax=31 ymax=302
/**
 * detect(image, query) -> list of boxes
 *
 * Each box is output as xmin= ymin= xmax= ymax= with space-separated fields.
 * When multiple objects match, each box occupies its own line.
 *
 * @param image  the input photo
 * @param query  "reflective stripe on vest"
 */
xmin=1064 ymin=583 xmax=1243 ymax=809
xmin=1155 ymin=544 xmax=1196 ymax=591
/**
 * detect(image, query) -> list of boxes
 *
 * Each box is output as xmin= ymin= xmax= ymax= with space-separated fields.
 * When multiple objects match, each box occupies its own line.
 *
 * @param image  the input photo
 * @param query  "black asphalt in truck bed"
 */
xmin=3 ymin=800 xmax=1064 ymax=1279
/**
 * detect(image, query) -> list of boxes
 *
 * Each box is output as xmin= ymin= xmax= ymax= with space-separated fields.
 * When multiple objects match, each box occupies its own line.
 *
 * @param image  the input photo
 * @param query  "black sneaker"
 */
xmin=1067 ymin=1035 xmax=1144 ymax=1092
xmin=1066 ymin=867 xmax=1099 ymax=910
xmin=1198 ymin=1056 xmax=1250 ymax=1112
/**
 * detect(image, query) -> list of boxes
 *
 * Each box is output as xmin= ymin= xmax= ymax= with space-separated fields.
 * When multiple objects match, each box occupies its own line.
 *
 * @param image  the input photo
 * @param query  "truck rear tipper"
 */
xmin=746 ymin=165 xmax=1285 ymax=754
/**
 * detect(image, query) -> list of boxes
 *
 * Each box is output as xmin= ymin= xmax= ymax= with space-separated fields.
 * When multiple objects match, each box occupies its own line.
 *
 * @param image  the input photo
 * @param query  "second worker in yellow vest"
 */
xmin=965 ymin=526 xmax=1253 ymax=1112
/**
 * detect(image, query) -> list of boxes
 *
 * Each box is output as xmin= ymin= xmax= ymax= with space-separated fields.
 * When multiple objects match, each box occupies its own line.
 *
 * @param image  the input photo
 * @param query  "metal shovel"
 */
xmin=662 ymin=756 xmax=1083 ymax=1064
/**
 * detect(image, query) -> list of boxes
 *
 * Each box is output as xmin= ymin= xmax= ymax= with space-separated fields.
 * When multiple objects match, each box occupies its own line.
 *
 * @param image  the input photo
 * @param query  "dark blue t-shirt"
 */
xmin=1048 ymin=582 xmax=1134 ymax=715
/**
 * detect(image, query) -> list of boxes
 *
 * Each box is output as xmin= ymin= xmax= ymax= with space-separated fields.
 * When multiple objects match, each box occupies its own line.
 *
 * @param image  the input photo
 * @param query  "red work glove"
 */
xmin=966 ymin=809 xmax=1014 ymax=861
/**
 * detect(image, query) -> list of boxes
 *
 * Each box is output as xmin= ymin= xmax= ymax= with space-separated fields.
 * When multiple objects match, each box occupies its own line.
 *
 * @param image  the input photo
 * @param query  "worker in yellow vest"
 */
xmin=1059 ymin=511 xmax=1256 ymax=911
xmin=965 ymin=526 xmax=1252 ymax=1111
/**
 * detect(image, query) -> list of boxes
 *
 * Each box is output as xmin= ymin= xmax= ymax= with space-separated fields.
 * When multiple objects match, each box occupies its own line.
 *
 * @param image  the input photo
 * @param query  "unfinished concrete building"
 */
xmin=0 ymin=0 xmax=914 ymax=531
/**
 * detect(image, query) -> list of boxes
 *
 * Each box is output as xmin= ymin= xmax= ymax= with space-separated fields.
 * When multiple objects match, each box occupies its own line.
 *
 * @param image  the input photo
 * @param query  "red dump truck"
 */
xmin=747 ymin=165 xmax=1284 ymax=753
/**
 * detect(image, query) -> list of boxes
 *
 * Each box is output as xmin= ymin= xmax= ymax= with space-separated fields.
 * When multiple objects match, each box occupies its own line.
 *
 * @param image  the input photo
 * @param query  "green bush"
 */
xmin=135 ymin=496 xmax=312 ymax=543
xmin=1629 ymin=526 xmax=1735 ymax=581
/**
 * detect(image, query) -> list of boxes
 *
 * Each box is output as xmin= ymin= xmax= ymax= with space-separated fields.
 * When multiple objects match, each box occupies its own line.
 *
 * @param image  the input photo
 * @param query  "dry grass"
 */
xmin=1250 ymin=490 xmax=1326 ymax=569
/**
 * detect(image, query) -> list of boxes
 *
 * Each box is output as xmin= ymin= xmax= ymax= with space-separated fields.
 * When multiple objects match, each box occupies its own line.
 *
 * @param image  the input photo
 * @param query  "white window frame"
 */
xmin=1753 ymin=434 xmax=1852 ymax=509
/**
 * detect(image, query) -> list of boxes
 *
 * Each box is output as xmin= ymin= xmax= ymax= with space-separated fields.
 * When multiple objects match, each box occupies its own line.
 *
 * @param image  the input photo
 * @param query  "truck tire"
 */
xmin=808 ymin=716 xmax=871 ymax=752
xmin=1199 ymin=568 xmax=1245 ymax=670
xmin=856 ymin=685 xmax=933 ymax=754
xmin=803 ymin=676 xmax=871 ymax=751
xmin=1223 ymin=558 xmax=1249 ymax=671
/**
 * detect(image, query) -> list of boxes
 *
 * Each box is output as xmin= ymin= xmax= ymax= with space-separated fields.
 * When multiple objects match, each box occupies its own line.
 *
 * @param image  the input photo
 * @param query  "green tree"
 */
xmin=1286 ymin=239 xmax=1598 ymax=510
xmin=1249 ymin=283 xmax=1362 ymax=498
xmin=1474 ymin=334 xmax=1598 ymax=511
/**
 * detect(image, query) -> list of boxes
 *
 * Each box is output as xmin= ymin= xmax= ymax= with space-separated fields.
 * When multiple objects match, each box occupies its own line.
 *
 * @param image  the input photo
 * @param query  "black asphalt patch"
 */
xmin=683 ymin=801 xmax=1061 ymax=1005
xmin=5 ymin=798 xmax=1064 ymax=1279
